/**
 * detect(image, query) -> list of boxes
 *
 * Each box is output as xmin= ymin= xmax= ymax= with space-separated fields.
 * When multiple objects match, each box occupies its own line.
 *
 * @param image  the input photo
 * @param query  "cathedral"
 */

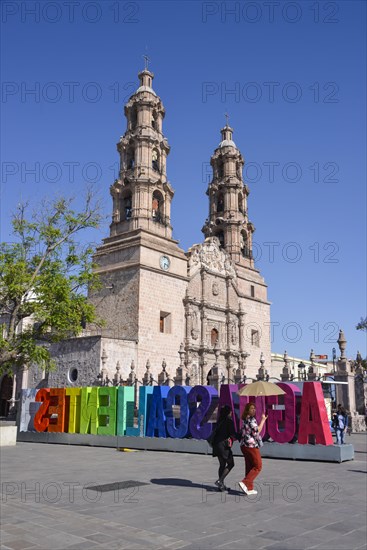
xmin=32 ymin=65 xmax=271 ymax=389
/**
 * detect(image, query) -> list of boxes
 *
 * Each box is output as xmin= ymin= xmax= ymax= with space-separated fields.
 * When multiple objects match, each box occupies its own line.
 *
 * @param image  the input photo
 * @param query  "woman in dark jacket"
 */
xmin=212 ymin=405 xmax=237 ymax=491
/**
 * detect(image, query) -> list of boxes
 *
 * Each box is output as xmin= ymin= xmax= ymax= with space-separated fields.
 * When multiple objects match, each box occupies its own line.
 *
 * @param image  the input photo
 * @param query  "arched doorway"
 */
xmin=0 ymin=375 xmax=13 ymax=417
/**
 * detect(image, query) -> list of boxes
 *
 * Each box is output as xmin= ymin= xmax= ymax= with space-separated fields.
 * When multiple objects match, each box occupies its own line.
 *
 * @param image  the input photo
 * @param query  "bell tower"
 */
xmin=110 ymin=66 xmax=173 ymax=239
xmin=199 ymin=120 xmax=271 ymax=375
xmin=202 ymin=122 xmax=255 ymax=266
xmin=90 ymin=64 xmax=188 ymax=380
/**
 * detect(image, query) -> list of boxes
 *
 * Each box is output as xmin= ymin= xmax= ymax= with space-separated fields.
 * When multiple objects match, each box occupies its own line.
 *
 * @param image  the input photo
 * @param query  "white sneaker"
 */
xmin=247 ymin=489 xmax=258 ymax=495
xmin=238 ymin=481 xmax=248 ymax=494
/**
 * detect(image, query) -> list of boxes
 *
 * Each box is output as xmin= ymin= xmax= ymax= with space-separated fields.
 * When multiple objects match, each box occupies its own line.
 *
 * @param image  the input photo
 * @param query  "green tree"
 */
xmin=0 ymin=191 xmax=104 ymax=375
xmin=356 ymin=317 xmax=367 ymax=331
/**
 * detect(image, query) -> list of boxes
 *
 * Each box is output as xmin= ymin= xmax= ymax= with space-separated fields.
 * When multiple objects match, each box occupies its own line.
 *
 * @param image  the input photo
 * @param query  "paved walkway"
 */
xmin=1 ymin=435 xmax=366 ymax=550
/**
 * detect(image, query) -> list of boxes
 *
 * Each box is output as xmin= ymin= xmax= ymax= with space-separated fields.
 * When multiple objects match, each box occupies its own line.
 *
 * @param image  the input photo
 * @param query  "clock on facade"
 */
xmin=159 ymin=255 xmax=170 ymax=271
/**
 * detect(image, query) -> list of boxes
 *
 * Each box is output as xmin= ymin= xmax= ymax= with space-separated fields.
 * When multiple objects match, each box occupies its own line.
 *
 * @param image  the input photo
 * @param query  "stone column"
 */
xmin=307 ymin=350 xmax=317 ymax=381
xmin=185 ymin=304 xmax=191 ymax=344
xmin=333 ymin=330 xmax=364 ymax=431
xmin=256 ymin=352 xmax=266 ymax=381
xmin=200 ymin=310 xmax=207 ymax=347
xmin=158 ymin=359 xmax=170 ymax=386
xmin=226 ymin=317 xmax=231 ymax=353
xmin=142 ymin=360 xmax=152 ymax=386
xmin=208 ymin=342 xmax=221 ymax=391
xmin=201 ymin=269 xmax=207 ymax=303
xmin=174 ymin=343 xmax=186 ymax=386
xmin=280 ymin=350 xmax=290 ymax=382
xmin=238 ymin=303 xmax=245 ymax=353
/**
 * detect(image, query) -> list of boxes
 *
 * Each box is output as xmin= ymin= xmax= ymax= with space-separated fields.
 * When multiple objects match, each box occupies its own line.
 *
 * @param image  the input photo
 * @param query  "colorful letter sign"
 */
xmin=24 ymin=382 xmax=333 ymax=446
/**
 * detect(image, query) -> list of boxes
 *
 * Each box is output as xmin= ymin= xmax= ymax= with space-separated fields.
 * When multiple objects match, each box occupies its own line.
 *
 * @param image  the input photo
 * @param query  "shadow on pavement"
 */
xmin=150 ymin=477 xmax=243 ymax=495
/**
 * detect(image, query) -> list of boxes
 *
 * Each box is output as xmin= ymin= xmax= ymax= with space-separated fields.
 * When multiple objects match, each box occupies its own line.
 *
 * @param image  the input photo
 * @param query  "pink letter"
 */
xmin=298 ymin=382 xmax=333 ymax=445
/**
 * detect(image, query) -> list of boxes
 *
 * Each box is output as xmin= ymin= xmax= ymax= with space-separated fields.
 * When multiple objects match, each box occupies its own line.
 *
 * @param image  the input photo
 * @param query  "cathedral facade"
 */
xmin=25 ymin=66 xmax=271 ymax=390
xmin=86 ymin=66 xmax=271 ymax=386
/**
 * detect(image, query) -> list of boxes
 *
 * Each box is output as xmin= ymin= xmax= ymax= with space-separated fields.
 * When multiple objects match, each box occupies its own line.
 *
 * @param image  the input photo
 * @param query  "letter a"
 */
xmin=298 ymin=382 xmax=333 ymax=445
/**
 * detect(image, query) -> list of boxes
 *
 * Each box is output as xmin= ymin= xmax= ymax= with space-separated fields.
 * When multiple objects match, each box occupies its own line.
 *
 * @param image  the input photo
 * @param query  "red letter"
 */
xmin=298 ymin=382 xmax=333 ymax=445
xmin=34 ymin=389 xmax=51 ymax=432
xmin=48 ymin=388 xmax=66 ymax=432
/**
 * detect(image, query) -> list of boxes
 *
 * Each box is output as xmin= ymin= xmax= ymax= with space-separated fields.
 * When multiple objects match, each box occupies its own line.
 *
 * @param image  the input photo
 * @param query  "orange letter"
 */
xmin=48 ymin=388 xmax=66 ymax=433
xmin=34 ymin=389 xmax=51 ymax=432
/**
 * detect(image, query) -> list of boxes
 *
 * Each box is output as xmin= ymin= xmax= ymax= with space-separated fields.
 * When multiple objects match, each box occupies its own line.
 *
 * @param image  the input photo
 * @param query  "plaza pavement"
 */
xmin=1 ymin=434 xmax=366 ymax=550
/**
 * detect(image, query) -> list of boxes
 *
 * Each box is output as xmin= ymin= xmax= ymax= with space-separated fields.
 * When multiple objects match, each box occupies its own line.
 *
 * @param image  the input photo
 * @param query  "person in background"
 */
xmin=212 ymin=405 xmax=237 ymax=491
xmin=335 ymin=404 xmax=348 ymax=444
xmin=238 ymin=402 xmax=267 ymax=496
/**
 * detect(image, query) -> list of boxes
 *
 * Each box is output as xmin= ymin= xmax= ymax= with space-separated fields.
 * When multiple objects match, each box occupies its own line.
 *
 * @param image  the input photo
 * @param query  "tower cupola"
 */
xmin=137 ymin=69 xmax=156 ymax=95
xmin=219 ymin=124 xmax=236 ymax=148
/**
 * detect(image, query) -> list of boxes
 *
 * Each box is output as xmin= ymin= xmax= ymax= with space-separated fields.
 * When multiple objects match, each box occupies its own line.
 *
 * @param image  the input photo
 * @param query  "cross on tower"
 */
xmin=143 ymin=54 xmax=150 ymax=70
xmin=225 ymin=112 xmax=230 ymax=126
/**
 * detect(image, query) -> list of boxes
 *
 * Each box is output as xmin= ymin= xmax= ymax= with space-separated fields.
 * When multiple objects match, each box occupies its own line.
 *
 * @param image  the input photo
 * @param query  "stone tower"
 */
xmin=182 ymin=124 xmax=271 ymax=383
xmin=110 ymin=68 xmax=173 ymax=240
xmin=90 ymin=67 xmax=188 ymax=380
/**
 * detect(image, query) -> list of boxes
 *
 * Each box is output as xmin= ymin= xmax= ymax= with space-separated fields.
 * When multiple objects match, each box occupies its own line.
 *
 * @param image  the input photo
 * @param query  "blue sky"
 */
xmin=1 ymin=0 xmax=366 ymax=361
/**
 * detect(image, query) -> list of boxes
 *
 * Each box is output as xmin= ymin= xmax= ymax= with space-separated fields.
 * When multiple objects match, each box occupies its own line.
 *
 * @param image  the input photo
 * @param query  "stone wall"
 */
xmin=137 ymin=267 xmax=187 ymax=380
xmin=89 ymin=265 xmax=140 ymax=340
xmin=48 ymin=336 xmax=102 ymax=388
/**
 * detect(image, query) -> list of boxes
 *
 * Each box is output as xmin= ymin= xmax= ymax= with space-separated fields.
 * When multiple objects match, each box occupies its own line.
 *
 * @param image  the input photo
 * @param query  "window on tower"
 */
xmin=240 ymin=231 xmax=252 ymax=259
xmin=122 ymin=193 xmax=132 ymax=220
xmin=152 ymin=190 xmax=166 ymax=225
xmin=130 ymin=107 xmax=137 ymax=130
xmin=238 ymin=193 xmax=244 ymax=214
xmin=152 ymin=149 xmax=159 ymax=172
xmin=217 ymin=231 xmax=225 ymax=248
xmin=160 ymin=311 xmax=171 ymax=333
xmin=127 ymin=148 xmax=135 ymax=170
xmin=251 ymin=329 xmax=260 ymax=347
xmin=217 ymin=162 xmax=224 ymax=179
xmin=211 ymin=328 xmax=219 ymax=346
xmin=152 ymin=111 xmax=158 ymax=130
xmin=216 ymin=193 xmax=224 ymax=213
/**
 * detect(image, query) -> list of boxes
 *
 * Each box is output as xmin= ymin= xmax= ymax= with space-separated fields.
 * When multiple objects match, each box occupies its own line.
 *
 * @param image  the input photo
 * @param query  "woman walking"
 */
xmin=239 ymin=402 xmax=267 ymax=495
xmin=212 ymin=405 xmax=237 ymax=491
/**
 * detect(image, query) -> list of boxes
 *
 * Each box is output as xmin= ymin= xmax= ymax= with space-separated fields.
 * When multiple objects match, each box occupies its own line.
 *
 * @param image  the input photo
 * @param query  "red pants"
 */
xmin=241 ymin=446 xmax=262 ymax=490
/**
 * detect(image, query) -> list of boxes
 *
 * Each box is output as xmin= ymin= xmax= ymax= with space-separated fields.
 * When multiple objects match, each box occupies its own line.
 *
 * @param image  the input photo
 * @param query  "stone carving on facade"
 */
xmin=189 ymin=363 xmax=199 ymax=386
xmin=112 ymin=209 xmax=120 ymax=223
xmin=230 ymin=319 xmax=237 ymax=345
xmin=188 ymin=237 xmax=236 ymax=278
xmin=190 ymin=309 xmax=199 ymax=340
xmin=212 ymin=281 xmax=219 ymax=296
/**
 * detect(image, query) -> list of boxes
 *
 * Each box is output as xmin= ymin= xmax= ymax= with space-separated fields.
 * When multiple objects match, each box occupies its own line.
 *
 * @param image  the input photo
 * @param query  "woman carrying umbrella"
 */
xmin=238 ymin=402 xmax=268 ymax=495
xmin=237 ymin=380 xmax=284 ymax=495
